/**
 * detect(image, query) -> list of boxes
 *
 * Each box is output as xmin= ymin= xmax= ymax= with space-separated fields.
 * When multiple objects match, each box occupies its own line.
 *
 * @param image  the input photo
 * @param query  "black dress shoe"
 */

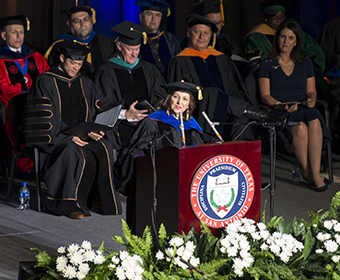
xmin=244 ymin=106 xmax=286 ymax=124
xmin=68 ymin=212 xmax=85 ymax=219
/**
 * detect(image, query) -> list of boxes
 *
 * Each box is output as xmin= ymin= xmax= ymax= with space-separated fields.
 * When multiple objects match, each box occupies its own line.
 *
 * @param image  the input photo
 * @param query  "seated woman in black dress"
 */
xmin=258 ymin=19 xmax=332 ymax=192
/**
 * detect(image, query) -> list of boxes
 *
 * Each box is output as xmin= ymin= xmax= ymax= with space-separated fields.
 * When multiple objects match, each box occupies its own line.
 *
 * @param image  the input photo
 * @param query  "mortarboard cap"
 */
xmin=61 ymin=41 xmax=90 ymax=61
xmin=163 ymin=81 xmax=203 ymax=96
xmin=186 ymin=14 xmax=218 ymax=33
xmin=61 ymin=6 xmax=96 ymax=24
xmin=0 ymin=14 xmax=29 ymax=31
xmin=111 ymin=21 xmax=149 ymax=46
xmin=259 ymin=0 xmax=288 ymax=14
xmin=192 ymin=0 xmax=221 ymax=15
xmin=135 ymin=0 xmax=171 ymax=16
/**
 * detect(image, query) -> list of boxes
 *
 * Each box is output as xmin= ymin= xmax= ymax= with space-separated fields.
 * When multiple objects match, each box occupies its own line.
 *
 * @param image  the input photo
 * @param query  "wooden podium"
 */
xmin=135 ymin=140 xmax=261 ymax=236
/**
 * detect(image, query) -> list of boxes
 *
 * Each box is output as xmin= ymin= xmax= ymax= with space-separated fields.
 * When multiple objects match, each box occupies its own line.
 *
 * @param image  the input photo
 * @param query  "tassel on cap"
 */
xmin=220 ymin=0 xmax=225 ymax=27
xmin=197 ymin=86 xmax=203 ymax=100
xmin=167 ymin=8 xmax=171 ymax=17
xmin=212 ymin=33 xmax=216 ymax=48
xmin=129 ymin=27 xmax=147 ymax=45
xmin=26 ymin=17 xmax=30 ymax=31
xmin=89 ymin=7 xmax=96 ymax=24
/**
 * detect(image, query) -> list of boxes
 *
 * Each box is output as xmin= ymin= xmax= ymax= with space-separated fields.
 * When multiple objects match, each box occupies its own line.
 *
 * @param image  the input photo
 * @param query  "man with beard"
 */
xmin=24 ymin=42 xmax=122 ymax=219
xmin=44 ymin=6 xmax=115 ymax=80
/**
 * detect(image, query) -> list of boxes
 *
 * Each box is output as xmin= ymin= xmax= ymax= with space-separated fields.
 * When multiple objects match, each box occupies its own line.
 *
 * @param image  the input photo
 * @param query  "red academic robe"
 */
xmin=0 ymin=45 xmax=49 ymax=171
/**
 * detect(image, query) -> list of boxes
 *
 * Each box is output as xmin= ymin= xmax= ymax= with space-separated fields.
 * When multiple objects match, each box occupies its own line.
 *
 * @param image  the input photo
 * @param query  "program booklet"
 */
xmin=63 ymin=100 xmax=123 ymax=139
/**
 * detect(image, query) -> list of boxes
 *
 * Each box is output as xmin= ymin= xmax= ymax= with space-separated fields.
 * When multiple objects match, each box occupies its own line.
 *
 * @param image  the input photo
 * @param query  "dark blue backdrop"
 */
xmin=88 ymin=0 xmax=340 ymax=41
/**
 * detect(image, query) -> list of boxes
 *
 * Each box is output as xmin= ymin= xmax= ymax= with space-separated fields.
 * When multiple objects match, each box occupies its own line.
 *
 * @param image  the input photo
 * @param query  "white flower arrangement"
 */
xmin=31 ymin=192 xmax=340 ymax=280
xmin=219 ymin=218 xmax=304 ymax=276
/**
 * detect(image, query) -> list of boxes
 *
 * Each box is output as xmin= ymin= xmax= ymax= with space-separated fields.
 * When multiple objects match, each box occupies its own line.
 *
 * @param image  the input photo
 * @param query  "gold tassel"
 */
xmin=197 ymin=86 xmax=203 ymax=100
xmin=130 ymin=27 xmax=148 ymax=45
xmin=142 ymin=32 xmax=147 ymax=45
xmin=167 ymin=8 xmax=171 ymax=17
xmin=26 ymin=17 xmax=30 ymax=31
xmin=89 ymin=7 xmax=96 ymax=24
xmin=212 ymin=33 xmax=216 ymax=48
xmin=220 ymin=0 xmax=225 ymax=27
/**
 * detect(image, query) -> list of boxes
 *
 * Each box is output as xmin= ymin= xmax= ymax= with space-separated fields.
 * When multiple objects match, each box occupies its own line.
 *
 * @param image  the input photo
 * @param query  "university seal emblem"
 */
xmin=190 ymin=155 xmax=255 ymax=228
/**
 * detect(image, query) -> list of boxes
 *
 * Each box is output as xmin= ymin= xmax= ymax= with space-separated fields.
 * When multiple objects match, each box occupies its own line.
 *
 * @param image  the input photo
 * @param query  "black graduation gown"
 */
xmin=24 ymin=67 xmax=122 ymax=216
xmin=44 ymin=33 xmax=116 ymax=80
xmin=95 ymin=56 xmax=167 ymax=146
xmin=113 ymin=113 xmax=204 ymax=196
xmin=140 ymin=30 xmax=181 ymax=74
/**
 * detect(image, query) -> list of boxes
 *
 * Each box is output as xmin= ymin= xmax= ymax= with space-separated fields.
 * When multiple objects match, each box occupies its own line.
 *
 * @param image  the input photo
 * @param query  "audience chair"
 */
xmin=6 ymin=93 xmax=42 ymax=212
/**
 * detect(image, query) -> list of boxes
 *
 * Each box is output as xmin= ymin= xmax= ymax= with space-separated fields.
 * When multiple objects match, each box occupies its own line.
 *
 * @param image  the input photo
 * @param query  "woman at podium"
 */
xmin=114 ymin=81 xmax=209 ymax=232
xmin=114 ymin=81 xmax=205 ymax=196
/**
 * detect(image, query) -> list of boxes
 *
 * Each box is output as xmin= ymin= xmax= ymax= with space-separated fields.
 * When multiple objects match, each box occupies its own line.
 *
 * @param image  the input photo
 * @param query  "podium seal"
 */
xmin=190 ymin=155 xmax=255 ymax=228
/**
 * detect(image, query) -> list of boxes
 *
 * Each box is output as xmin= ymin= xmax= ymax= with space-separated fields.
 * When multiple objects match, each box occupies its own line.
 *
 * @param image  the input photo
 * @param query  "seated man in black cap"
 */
xmin=135 ymin=0 xmax=181 ymax=74
xmin=166 ymin=14 xmax=285 ymax=140
xmin=44 ymin=6 xmax=115 ymax=80
xmin=95 ymin=21 xmax=167 ymax=147
xmin=24 ymin=42 xmax=123 ymax=219
xmin=180 ymin=0 xmax=244 ymax=59
xmin=0 ymin=14 xmax=49 ymax=172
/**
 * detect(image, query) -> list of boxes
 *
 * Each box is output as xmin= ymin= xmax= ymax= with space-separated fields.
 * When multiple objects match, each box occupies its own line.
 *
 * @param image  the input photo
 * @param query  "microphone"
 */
xmin=179 ymin=112 xmax=186 ymax=147
xmin=201 ymin=111 xmax=224 ymax=142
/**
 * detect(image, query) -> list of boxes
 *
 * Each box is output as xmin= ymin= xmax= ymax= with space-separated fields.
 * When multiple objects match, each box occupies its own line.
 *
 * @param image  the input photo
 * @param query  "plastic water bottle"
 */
xmin=292 ymin=162 xmax=300 ymax=183
xmin=18 ymin=182 xmax=30 ymax=210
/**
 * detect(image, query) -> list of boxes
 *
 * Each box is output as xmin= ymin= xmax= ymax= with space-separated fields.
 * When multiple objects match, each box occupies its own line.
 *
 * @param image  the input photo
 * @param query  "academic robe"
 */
xmin=179 ymin=32 xmax=245 ymax=58
xmin=114 ymin=110 xmax=204 ymax=196
xmin=319 ymin=17 xmax=340 ymax=81
xmin=44 ymin=31 xmax=115 ymax=80
xmin=114 ymin=110 xmax=203 ymax=232
xmin=95 ymin=55 xmax=167 ymax=146
xmin=0 ymin=44 xmax=49 ymax=171
xmin=24 ymin=67 xmax=122 ymax=216
xmin=140 ymin=29 xmax=181 ymax=74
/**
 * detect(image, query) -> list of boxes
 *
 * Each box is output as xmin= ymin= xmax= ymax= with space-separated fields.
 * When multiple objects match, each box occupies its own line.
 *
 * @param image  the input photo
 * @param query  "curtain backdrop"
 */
xmin=0 ymin=0 xmax=338 ymax=55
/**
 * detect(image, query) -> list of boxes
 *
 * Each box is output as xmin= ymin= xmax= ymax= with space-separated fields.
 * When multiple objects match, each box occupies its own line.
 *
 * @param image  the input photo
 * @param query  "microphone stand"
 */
xmin=146 ymin=125 xmax=180 ymax=250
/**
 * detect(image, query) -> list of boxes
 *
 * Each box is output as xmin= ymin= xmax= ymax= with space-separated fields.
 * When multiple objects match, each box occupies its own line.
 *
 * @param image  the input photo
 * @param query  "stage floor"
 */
xmin=0 ymin=152 xmax=339 ymax=280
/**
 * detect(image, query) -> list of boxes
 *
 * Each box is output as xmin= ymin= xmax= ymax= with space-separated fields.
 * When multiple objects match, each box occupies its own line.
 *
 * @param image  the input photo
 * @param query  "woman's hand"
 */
xmin=285 ymin=103 xmax=298 ymax=113
xmin=125 ymin=100 xmax=148 ymax=120
xmin=88 ymin=131 xmax=104 ymax=141
xmin=72 ymin=136 xmax=89 ymax=146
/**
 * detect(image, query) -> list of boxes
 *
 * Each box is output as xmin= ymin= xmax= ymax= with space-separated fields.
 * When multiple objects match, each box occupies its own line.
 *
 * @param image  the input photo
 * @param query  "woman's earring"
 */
xmin=167 ymin=109 xmax=170 ymax=116
xmin=186 ymin=109 xmax=190 ymax=120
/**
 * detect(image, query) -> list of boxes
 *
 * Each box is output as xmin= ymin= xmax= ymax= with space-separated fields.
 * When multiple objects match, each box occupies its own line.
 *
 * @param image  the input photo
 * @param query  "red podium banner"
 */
xmin=135 ymin=140 xmax=261 ymax=236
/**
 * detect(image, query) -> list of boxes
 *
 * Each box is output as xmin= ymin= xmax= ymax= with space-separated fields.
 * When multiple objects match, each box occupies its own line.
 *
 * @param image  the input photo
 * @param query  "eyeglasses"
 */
xmin=271 ymin=15 xmax=286 ymax=22
xmin=212 ymin=21 xmax=225 ymax=27
xmin=71 ymin=17 xmax=91 ymax=25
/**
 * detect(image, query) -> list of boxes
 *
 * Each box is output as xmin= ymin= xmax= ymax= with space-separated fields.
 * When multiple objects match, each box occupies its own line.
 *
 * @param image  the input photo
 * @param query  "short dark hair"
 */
xmin=270 ymin=18 xmax=303 ymax=64
xmin=161 ymin=91 xmax=196 ymax=121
